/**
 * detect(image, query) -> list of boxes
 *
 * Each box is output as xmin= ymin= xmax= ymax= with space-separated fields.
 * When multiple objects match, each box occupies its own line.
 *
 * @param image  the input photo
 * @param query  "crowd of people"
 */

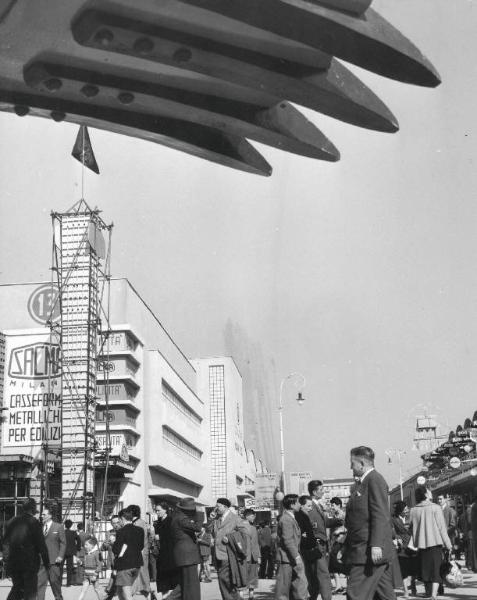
xmin=2 ymin=445 xmax=477 ymax=600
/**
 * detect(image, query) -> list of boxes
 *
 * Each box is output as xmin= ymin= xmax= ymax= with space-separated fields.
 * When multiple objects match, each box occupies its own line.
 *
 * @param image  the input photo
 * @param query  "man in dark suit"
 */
xmin=344 ymin=446 xmax=396 ymax=600
xmin=63 ymin=519 xmax=80 ymax=586
xmin=295 ymin=495 xmax=322 ymax=600
xmin=38 ymin=504 xmax=66 ymax=600
xmin=3 ymin=497 xmax=49 ymax=600
xmin=307 ymin=480 xmax=343 ymax=600
xmin=112 ymin=506 xmax=144 ymax=600
xmin=169 ymin=497 xmax=202 ymax=600
xmin=275 ymin=494 xmax=308 ymax=600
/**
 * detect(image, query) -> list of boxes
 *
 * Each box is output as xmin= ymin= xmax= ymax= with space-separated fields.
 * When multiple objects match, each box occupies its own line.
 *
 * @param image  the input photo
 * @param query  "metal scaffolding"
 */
xmin=50 ymin=199 xmax=111 ymax=522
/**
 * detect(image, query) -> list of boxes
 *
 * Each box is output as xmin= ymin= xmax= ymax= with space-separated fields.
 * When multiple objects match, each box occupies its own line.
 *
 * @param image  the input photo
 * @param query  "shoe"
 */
xmin=204 ymin=578 xmax=212 ymax=583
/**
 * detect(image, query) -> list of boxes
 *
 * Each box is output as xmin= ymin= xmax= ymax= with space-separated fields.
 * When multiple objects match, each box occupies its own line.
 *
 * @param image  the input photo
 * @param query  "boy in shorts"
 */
xmin=78 ymin=537 xmax=103 ymax=600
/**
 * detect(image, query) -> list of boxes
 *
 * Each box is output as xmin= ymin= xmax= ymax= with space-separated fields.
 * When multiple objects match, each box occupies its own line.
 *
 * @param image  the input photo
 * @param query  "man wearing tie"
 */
xmin=344 ymin=446 xmax=396 ymax=600
xmin=38 ymin=504 xmax=66 ymax=600
xmin=307 ymin=480 xmax=343 ymax=600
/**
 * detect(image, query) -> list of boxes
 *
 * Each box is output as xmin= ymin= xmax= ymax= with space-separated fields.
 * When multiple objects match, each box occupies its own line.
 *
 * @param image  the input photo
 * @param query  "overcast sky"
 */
xmin=1 ymin=0 xmax=477 ymax=487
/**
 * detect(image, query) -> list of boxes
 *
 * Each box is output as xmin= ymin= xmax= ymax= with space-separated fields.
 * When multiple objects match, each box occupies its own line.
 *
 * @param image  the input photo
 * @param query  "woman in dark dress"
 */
xmin=153 ymin=501 xmax=179 ymax=596
xmin=392 ymin=500 xmax=418 ymax=598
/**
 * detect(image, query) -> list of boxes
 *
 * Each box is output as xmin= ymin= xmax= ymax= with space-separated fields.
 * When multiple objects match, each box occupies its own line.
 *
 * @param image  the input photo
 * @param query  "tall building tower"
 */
xmin=52 ymin=200 xmax=110 ymax=521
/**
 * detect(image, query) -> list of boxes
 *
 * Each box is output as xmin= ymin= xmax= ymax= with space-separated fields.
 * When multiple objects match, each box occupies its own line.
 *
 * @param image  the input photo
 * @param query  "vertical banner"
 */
xmin=289 ymin=471 xmax=312 ymax=495
xmin=254 ymin=473 xmax=277 ymax=510
xmin=1 ymin=333 xmax=61 ymax=456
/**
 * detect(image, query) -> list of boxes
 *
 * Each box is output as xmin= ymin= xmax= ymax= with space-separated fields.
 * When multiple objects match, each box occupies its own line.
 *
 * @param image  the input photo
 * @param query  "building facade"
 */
xmin=0 ymin=279 xmax=271 ymax=531
xmin=192 ymin=356 xmax=267 ymax=505
xmin=0 ymin=279 xmax=211 ymax=528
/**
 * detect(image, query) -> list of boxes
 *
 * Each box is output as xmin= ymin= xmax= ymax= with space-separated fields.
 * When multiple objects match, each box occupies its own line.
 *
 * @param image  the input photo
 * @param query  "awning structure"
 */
xmin=148 ymin=486 xmax=205 ymax=505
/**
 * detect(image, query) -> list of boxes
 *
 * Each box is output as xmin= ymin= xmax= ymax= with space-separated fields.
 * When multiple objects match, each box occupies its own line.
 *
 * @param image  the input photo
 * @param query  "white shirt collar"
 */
xmin=359 ymin=467 xmax=374 ymax=483
xmin=221 ymin=509 xmax=230 ymax=521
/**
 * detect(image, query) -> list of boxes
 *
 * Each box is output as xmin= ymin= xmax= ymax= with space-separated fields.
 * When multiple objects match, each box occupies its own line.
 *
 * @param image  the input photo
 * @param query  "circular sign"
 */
xmin=28 ymin=284 xmax=60 ymax=325
xmin=416 ymin=475 xmax=426 ymax=485
xmin=449 ymin=457 xmax=461 ymax=469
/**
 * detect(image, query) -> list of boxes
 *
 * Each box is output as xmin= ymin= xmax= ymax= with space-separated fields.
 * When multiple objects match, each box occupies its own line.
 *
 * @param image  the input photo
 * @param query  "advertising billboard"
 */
xmin=254 ymin=472 xmax=277 ymax=510
xmin=289 ymin=471 xmax=312 ymax=496
xmin=1 ymin=333 xmax=61 ymax=457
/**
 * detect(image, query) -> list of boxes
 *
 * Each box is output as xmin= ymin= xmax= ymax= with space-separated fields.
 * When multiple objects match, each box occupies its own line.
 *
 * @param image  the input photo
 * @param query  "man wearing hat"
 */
xmin=208 ymin=497 xmax=248 ymax=600
xmin=169 ymin=497 xmax=202 ymax=600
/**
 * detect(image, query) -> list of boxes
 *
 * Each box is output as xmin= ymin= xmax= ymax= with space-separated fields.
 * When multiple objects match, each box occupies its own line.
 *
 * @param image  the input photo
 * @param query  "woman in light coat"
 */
xmin=409 ymin=486 xmax=452 ymax=600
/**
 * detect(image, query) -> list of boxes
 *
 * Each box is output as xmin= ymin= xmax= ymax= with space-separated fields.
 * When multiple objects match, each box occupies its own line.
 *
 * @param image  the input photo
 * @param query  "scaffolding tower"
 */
xmin=50 ymin=199 xmax=111 ymax=522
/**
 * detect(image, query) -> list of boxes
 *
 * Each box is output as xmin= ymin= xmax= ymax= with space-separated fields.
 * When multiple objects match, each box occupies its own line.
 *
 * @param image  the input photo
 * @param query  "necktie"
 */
xmin=44 ymin=523 xmax=48 ymax=535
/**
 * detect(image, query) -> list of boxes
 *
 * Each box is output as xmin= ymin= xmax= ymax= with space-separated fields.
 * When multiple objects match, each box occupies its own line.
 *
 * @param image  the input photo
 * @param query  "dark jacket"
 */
xmin=3 ymin=513 xmax=49 ymax=573
xmin=169 ymin=509 xmax=201 ymax=567
xmin=344 ymin=470 xmax=395 ymax=565
xmin=44 ymin=521 xmax=67 ymax=565
xmin=65 ymin=529 xmax=81 ymax=557
xmin=112 ymin=522 xmax=144 ymax=571
xmin=295 ymin=509 xmax=321 ymax=557
xmin=226 ymin=530 xmax=248 ymax=588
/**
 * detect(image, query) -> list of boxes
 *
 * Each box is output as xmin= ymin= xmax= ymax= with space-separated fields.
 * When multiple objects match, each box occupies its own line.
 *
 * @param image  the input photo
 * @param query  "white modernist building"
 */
xmin=0 ymin=279 xmax=269 ymax=528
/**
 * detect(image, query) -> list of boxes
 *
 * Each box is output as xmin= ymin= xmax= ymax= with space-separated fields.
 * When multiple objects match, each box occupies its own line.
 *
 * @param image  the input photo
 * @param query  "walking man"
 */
xmin=38 ymin=504 xmax=67 ymax=600
xmin=3 ymin=497 xmax=49 ymax=600
xmin=208 ymin=497 xmax=247 ymax=600
xmin=258 ymin=522 xmax=273 ymax=579
xmin=307 ymin=480 xmax=342 ymax=600
xmin=112 ymin=507 xmax=144 ymax=600
xmin=344 ymin=446 xmax=396 ymax=600
xmin=242 ymin=509 xmax=261 ymax=600
xmin=275 ymin=494 xmax=308 ymax=600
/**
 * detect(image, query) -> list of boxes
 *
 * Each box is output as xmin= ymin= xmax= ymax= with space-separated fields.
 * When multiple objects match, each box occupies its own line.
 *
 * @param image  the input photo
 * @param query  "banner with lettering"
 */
xmin=1 ymin=333 xmax=61 ymax=455
xmin=254 ymin=473 xmax=277 ymax=510
xmin=289 ymin=471 xmax=312 ymax=496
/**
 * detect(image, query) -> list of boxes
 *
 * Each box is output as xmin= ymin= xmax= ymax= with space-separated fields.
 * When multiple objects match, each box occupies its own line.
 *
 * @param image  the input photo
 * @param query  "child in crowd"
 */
xmin=78 ymin=536 xmax=103 ymax=600
xmin=329 ymin=527 xmax=349 ymax=595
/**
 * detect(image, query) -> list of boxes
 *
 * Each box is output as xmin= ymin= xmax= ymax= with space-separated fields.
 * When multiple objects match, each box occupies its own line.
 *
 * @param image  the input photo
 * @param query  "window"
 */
xmin=162 ymin=381 xmax=201 ymax=425
xmin=162 ymin=426 xmax=202 ymax=461
xmin=209 ymin=365 xmax=227 ymax=497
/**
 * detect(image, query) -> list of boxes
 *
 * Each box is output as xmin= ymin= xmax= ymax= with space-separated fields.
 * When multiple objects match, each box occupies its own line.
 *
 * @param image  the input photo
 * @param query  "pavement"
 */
xmin=0 ymin=567 xmax=477 ymax=600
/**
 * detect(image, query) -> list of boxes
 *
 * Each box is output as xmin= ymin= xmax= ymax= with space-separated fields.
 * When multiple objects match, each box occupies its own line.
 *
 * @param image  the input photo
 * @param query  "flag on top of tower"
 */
xmin=71 ymin=125 xmax=100 ymax=174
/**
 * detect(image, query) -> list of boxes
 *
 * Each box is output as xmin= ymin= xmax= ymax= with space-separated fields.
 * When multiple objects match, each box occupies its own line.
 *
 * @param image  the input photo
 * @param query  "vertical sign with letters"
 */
xmin=1 ymin=333 xmax=61 ymax=456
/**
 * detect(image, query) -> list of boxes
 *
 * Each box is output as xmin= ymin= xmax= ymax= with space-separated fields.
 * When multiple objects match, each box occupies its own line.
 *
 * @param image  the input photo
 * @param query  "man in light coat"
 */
xmin=242 ymin=509 xmax=261 ymax=599
xmin=208 ymin=498 xmax=247 ymax=600
xmin=275 ymin=494 xmax=308 ymax=600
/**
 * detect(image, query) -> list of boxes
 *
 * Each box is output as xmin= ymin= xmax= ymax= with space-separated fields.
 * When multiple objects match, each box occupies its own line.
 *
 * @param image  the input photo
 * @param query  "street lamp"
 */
xmin=279 ymin=372 xmax=306 ymax=495
xmin=385 ymin=448 xmax=406 ymax=500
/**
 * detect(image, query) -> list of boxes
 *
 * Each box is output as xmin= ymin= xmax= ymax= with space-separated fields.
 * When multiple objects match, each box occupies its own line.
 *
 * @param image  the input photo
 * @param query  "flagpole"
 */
xmin=81 ymin=126 xmax=85 ymax=199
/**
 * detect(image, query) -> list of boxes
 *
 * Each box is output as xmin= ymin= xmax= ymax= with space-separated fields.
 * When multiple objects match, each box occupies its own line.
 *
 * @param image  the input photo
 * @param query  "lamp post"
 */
xmin=385 ymin=448 xmax=406 ymax=500
xmin=278 ymin=372 xmax=306 ymax=495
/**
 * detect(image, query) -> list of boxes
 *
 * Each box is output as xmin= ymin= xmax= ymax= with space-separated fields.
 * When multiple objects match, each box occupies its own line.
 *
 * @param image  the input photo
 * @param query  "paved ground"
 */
xmin=0 ymin=567 xmax=476 ymax=600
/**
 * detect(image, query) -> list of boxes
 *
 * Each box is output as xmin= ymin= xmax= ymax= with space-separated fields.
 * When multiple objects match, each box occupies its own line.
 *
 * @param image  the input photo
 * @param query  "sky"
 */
xmin=1 ymin=0 xmax=477 ymax=488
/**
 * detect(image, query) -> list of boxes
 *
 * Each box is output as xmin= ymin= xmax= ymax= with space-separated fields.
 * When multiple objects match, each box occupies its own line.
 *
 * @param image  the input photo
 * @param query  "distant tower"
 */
xmin=51 ymin=200 xmax=110 ymax=522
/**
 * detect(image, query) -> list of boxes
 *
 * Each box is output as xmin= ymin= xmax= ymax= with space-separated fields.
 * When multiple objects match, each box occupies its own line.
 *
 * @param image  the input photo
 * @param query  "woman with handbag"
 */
xmin=392 ymin=501 xmax=418 ymax=598
xmin=409 ymin=486 xmax=452 ymax=600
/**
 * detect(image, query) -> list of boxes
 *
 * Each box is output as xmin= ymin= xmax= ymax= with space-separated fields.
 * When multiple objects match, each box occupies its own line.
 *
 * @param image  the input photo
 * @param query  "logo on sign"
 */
xmin=98 ymin=361 xmax=115 ymax=372
xmin=28 ymin=284 xmax=60 ymax=325
xmin=8 ymin=343 xmax=61 ymax=380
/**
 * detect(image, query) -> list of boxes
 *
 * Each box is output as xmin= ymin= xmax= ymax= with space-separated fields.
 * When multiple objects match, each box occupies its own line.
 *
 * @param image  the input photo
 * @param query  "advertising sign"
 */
xmin=289 ymin=471 xmax=312 ymax=495
xmin=254 ymin=473 xmax=277 ymax=510
xmin=1 ymin=333 xmax=61 ymax=456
